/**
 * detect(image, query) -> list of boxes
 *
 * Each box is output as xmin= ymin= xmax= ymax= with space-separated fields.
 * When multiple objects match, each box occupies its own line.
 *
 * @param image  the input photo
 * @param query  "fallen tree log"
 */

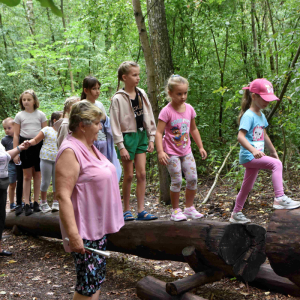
xmin=5 ymin=212 xmax=266 ymax=282
xmin=166 ymin=270 xmax=224 ymax=296
xmin=136 ymin=276 xmax=207 ymax=300
xmin=251 ymin=264 xmax=300 ymax=297
xmin=266 ymin=209 xmax=300 ymax=287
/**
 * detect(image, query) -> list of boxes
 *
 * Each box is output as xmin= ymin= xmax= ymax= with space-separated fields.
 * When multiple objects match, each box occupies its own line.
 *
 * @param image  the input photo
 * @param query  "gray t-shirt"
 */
xmin=0 ymin=144 xmax=11 ymax=178
xmin=14 ymin=110 xmax=47 ymax=138
xmin=94 ymin=101 xmax=107 ymax=141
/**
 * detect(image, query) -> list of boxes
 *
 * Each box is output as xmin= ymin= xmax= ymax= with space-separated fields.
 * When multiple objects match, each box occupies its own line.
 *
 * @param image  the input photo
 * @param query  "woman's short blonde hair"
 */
xmin=69 ymin=100 xmax=104 ymax=132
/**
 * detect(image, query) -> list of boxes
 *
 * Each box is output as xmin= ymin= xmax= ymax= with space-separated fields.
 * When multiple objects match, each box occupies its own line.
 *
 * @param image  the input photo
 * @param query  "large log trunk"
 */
xmin=266 ymin=209 xmax=300 ymax=287
xmin=5 ymin=213 xmax=266 ymax=283
xmin=136 ymin=276 xmax=207 ymax=300
xmin=251 ymin=264 xmax=300 ymax=297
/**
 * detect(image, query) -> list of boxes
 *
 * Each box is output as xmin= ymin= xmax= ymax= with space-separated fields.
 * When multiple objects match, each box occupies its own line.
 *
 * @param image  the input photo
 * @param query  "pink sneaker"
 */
xmin=170 ymin=208 xmax=187 ymax=222
xmin=183 ymin=206 xmax=204 ymax=220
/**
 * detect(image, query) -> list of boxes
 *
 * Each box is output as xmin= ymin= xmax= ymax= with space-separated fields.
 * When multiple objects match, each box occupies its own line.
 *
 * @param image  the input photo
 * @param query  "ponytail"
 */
xmin=63 ymin=96 xmax=80 ymax=118
xmin=81 ymin=90 xmax=86 ymax=100
xmin=116 ymin=61 xmax=139 ymax=91
xmin=238 ymin=89 xmax=252 ymax=124
xmin=49 ymin=111 xmax=62 ymax=127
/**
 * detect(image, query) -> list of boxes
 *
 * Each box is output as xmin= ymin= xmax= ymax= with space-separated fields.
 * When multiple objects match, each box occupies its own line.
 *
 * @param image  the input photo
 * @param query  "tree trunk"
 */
xmin=132 ymin=0 xmax=171 ymax=204
xmin=0 ymin=12 xmax=7 ymax=55
xmin=266 ymin=209 xmax=300 ymax=287
xmin=61 ymin=0 xmax=75 ymax=93
xmin=5 ymin=213 xmax=266 ymax=283
xmin=136 ymin=276 xmax=208 ymax=300
xmin=251 ymin=0 xmax=262 ymax=78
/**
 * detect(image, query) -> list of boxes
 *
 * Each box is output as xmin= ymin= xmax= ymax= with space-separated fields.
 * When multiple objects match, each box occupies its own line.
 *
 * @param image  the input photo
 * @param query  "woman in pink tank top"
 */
xmin=56 ymin=101 xmax=124 ymax=300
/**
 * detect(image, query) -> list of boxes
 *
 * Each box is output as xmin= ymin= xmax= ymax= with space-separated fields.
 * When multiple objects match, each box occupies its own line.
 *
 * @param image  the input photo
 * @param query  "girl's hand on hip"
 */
xmin=270 ymin=152 xmax=279 ymax=160
xmin=252 ymin=149 xmax=265 ymax=159
xmin=69 ymin=234 xmax=85 ymax=254
xmin=158 ymin=151 xmax=169 ymax=165
xmin=120 ymin=148 xmax=130 ymax=161
xmin=199 ymin=148 xmax=207 ymax=160
xmin=147 ymin=141 xmax=154 ymax=153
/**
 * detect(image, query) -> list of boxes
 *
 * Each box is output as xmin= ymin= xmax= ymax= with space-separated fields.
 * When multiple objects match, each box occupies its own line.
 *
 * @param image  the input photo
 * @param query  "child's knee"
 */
xmin=186 ymin=179 xmax=197 ymax=190
xmin=273 ymin=159 xmax=283 ymax=171
xmin=9 ymin=182 xmax=16 ymax=189
xmin=170 ymin=177 xmax=182 ymax=192
xmin=124 ymin=173 xmax=134 ymax=183
xmin=136 ymin=171 xmax=146 ymax=182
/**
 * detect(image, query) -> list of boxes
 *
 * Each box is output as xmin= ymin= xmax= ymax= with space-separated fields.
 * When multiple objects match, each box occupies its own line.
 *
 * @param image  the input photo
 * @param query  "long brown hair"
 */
xmin=81 ymin=76 xmax=101 ymax=100
xmin=238 ymin=89 xmax=252 ymax=124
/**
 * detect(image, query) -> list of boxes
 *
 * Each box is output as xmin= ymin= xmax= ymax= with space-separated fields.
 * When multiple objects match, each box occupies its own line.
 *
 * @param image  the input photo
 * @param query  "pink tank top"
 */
xmin=56 ymin=134 xmax=124 ymax=252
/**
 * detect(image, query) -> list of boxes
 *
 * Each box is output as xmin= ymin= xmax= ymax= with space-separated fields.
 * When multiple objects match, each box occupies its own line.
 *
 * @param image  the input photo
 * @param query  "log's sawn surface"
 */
xmin=5 ymin=213 xmax=266 ymax=282
xmin=266 ymin=209 xmax=300 ymax=287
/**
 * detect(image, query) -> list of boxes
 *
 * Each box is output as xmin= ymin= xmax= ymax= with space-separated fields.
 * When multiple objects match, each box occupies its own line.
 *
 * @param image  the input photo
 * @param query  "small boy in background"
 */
xmin=1 ymin=118 xmax=17 ymax=211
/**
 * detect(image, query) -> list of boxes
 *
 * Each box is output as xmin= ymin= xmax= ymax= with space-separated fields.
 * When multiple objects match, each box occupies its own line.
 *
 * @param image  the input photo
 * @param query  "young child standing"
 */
xmin=28 ymin=112 xmax=62 ymax=213
xmin=230 ymin=78 xmax=300 ymax=224
xmin=13 ymin=89 xmax=47 ymax=216
xmin=110 ymin=61 xmax=157 ymax=221
xmin=55 ymin=96 xmax=80 ymax=148
xmin=1 ymin=118 xmax=17 ymax=211
xmin=156 ymin=75 xmax=207 ymax=221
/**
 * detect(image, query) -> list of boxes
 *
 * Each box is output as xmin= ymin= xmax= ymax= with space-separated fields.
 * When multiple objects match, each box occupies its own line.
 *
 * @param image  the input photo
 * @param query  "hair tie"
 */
xmin=172 ymin=74 xmax=180 ymax=78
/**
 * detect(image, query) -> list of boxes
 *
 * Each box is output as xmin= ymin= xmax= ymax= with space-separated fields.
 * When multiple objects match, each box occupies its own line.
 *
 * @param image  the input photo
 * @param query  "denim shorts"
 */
xmin=8 ymin=162 xmax=17 ymax=184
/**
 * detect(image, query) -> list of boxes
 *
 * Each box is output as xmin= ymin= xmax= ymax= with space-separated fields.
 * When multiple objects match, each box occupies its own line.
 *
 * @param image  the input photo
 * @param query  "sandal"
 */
xmin=136 ymin=210 xmax=158 ymax=221
xmin=123 ymin=211 xmax=135 ymax=221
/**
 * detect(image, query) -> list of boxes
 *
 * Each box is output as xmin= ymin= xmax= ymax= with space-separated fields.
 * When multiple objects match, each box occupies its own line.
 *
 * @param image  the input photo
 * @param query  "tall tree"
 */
xmin=132 ymin=0 xmax=171 ymax=204
xmin=147 ymin=0 xmax=173 ymax=204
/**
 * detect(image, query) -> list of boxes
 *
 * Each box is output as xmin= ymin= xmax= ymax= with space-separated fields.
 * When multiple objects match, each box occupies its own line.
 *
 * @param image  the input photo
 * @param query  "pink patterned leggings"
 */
xmin=166 ymin=152 xmax=197 ymax=192
xmin=233 ymin=156 xmax=284 ymax=213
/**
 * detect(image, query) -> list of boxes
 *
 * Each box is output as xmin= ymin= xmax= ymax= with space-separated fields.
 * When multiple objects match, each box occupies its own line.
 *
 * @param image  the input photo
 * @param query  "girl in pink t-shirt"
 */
xmin=156 ymin=75 xmax=207 ymax=221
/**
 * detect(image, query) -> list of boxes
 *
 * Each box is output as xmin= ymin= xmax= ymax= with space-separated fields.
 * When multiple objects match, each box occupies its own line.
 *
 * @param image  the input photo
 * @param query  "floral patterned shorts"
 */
xmin=71 ymin=236 xmax=107 ymax=296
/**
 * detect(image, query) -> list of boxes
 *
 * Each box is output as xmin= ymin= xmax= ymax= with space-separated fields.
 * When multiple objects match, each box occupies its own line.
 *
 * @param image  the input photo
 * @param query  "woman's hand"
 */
xmin=147 ymin=141 xmax=154 ymax=153
xmin=120 ymin=148 xmax=130 ymax=161
xmin=68 ymin=234 xmax=85 ymax=254
xmin=158 ymin=151 xmax=169 ymax=165
xmin=199 ymin=148 xmax=207 ymax=160
xmin=252 ymin=149 xmax=265 ymax=159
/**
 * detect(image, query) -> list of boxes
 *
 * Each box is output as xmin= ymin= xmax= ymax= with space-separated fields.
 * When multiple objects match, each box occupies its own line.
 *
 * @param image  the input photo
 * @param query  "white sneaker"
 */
xmin=273 ymin=195 xmax=300 ymax=210
xmin=51 ymin=202 xmax=59 ymax=212
xmin=183 ymin=206 xmax=204 ymax=219
xmin=40 ymin=202 xmax=51 ymax=213
xmin=229 ymin=212 xmax=251 ymax=224
xmin=170 ymin=208 xmax=187 ymax=222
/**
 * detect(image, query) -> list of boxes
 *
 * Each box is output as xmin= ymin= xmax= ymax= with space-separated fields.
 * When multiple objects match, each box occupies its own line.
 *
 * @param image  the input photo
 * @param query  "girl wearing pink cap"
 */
xmin=230 ymin=78 xmax=300 ymax=224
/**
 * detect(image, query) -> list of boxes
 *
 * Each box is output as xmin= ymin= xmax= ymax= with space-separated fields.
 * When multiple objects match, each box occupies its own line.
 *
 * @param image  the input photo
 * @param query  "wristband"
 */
xmin=17 ymin=146 xmax=21 ymax=153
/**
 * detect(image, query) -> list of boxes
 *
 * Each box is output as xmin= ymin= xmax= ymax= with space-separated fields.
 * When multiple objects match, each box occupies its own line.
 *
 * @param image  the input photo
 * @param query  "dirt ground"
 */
xmin=1 ymin=170 xmax=300 ymax=300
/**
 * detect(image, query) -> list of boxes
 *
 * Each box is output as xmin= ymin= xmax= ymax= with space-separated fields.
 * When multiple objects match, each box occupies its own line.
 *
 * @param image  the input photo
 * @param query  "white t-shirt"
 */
xmin=14 ymin=110 xmax=47 ymax=138
xmin=0 ymin=144 xmax=11 ymax=178
xmin=94 ymin=101 xmax=107 ymax=141
xmin=40 ymin=126 xmax=58 ymax=162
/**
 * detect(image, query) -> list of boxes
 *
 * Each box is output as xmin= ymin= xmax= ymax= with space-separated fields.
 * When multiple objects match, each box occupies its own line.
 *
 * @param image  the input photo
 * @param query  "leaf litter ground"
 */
xmin=1 ymin=170 xmax=299 ymax=299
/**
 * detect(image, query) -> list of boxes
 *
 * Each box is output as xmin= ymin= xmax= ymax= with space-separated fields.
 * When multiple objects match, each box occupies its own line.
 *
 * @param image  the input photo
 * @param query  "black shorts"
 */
xmin=19 ymin=136 xmax=43 ymax=171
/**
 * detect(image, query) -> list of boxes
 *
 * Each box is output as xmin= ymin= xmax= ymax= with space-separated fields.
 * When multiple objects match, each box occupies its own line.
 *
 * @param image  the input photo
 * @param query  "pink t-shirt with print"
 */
xmin=158 ymin=103 xmax=196 ymax=156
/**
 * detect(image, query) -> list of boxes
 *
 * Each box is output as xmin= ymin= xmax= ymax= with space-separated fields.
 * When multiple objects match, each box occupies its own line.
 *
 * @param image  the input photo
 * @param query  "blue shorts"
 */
xmin=8 ymin=162 xmax=17 ymax=184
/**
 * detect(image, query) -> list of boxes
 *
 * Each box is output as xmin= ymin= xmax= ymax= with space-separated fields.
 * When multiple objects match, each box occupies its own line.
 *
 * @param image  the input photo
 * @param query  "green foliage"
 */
xmin=0 ymin=0 xmax=299 ymax=179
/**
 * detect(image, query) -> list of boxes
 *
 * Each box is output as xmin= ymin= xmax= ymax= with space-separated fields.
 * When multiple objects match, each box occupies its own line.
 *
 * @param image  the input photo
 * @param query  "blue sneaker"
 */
xmin=10 ymin=203 xmax=16 ymax=212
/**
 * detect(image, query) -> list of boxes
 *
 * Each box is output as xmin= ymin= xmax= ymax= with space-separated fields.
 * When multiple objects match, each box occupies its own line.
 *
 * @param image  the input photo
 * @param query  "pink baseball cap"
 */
xmin=242 ymin=78 xmax=279 ymax=102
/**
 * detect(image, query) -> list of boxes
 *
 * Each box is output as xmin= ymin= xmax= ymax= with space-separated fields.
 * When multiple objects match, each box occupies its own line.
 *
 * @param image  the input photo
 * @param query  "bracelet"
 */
xmin=17 ymin=146 xmax=21 ymax=153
